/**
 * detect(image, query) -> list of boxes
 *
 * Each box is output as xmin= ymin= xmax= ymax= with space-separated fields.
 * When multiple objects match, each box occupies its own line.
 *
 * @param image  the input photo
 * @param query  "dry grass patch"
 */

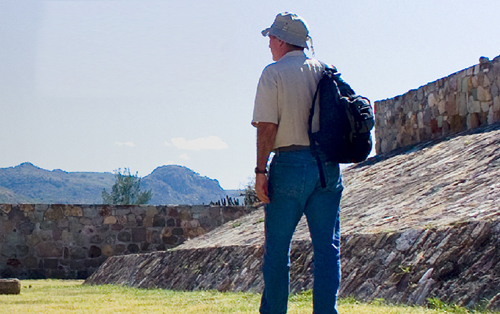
xmin=0 ymin=280 xmax=493 ymax=313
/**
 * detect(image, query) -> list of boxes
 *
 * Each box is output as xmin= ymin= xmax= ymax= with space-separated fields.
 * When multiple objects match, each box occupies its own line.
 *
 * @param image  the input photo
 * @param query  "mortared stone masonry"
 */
xmin=0 ymin=204 xmax=255 ymax=279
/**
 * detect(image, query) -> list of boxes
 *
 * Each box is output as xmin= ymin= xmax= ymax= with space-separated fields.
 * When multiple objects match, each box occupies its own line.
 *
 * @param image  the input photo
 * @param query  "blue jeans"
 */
xmin=259 ymin=149 xmax=343 ymax=314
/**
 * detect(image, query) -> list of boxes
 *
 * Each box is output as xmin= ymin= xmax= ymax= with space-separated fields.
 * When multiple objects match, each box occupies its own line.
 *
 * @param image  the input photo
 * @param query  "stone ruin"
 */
xmin=85 ymin=56 xmax=500 ymax=310
xmin=376 ymin=55 xmax=500 ymax=154
xmin=3 ymin=55 xmax=500 ymax=310
xmin=0 ymin=204 xmax=255 ymax=279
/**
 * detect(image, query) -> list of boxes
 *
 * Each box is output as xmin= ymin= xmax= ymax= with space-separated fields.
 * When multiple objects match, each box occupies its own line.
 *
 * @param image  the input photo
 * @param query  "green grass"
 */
xmin=0 ymin=280 xmax=495 ymax=313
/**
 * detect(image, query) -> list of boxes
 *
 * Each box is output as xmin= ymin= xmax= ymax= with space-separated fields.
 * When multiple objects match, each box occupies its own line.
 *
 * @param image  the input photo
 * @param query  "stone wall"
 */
xmin=85 ymin=219 xmax=500 ymax=311
xmin=0 ymin=204 xmax=254 ymax=279
xmin=375 ymin=55 xmax=500 ymax=154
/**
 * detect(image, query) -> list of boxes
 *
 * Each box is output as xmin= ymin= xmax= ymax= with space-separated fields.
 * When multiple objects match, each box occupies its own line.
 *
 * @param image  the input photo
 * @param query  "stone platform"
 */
xmin=86 ymin=122 xmax=500 ymax=309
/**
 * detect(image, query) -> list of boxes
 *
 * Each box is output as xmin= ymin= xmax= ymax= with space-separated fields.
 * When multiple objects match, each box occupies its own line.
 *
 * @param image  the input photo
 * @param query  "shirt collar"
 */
xmin=278 ymin=50 xmax=306 ymax=61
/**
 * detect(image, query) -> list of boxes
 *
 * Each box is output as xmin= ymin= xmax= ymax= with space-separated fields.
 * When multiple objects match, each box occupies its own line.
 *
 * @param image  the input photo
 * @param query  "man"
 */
xmin=252 ymin=12 xmax=343 ymax=314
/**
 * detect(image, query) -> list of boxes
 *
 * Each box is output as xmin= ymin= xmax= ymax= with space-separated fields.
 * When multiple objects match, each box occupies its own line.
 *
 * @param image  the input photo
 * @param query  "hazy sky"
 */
xmin=1 ymin=0 xmax=499 ymax=189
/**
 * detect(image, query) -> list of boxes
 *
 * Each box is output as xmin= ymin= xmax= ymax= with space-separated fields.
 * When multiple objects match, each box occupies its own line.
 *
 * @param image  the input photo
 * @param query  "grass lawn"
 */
xmin=0 ymin=279 xmax=493 ymax=313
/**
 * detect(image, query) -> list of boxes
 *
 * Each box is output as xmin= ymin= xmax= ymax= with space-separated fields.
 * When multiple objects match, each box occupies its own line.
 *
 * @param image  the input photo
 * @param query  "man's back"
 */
xmin=253 ymin=50 xmax=323 ymax=149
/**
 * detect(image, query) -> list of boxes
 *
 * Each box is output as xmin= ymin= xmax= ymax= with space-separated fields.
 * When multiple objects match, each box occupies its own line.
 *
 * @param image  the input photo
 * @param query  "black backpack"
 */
xmin=308 ymin=64 xmax=374 ymax=187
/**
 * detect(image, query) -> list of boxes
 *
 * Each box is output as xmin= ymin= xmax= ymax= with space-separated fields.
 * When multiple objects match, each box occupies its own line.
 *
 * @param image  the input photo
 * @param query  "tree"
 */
xmin=102 ymin=168 xmax=152 ymax=205
xmin=241 ymin=178 xmax=259 ymax=207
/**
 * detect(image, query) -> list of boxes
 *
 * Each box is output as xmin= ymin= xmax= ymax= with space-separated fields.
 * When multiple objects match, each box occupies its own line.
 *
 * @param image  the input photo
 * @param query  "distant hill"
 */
xmin=142 ymin=165 xmax=226 ymax=205
xmin=0 ymin=163 xmax=227 ymax=205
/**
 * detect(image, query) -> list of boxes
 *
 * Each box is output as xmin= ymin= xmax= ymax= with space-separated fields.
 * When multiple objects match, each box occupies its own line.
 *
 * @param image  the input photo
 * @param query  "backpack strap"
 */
xmin=309 ymin=62 xmax=338 ymax=188
xmin=308 ymin=82 xmax=327 ymax=188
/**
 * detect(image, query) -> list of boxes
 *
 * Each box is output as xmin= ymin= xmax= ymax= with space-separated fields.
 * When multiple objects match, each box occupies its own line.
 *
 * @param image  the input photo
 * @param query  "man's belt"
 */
xmin=274 ymin=145 xmax=310 ymax=153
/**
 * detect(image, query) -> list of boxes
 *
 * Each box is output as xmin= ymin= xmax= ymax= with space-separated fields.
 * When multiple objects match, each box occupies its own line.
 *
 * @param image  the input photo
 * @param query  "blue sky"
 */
xmin=1 ymin=0 xmax=499 ymax=190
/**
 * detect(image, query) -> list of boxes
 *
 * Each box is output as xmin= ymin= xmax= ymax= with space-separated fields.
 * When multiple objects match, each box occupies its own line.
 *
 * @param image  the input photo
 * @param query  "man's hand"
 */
xmin=254 ymin=122 xmax=277 ymax=204
xmin=255 ymin=173 xmax=270 ymax=204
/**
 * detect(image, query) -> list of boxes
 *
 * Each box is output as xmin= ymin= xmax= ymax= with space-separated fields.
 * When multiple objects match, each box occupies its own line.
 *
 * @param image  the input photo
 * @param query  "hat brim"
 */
xmin=261 ymin=28 xmax=271 ymax=37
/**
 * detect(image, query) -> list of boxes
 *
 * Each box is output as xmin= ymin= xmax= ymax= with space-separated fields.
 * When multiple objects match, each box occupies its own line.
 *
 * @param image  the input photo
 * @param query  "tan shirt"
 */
xmin=252 ymin=50 xmax=323 ymax=150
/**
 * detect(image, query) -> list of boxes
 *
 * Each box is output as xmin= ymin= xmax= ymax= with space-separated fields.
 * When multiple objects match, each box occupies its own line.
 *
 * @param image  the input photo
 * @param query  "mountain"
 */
xmin=0 ymin=163 xmax=227 ymax=205
xmin=142 ymin=165 xmax=226 ymax=205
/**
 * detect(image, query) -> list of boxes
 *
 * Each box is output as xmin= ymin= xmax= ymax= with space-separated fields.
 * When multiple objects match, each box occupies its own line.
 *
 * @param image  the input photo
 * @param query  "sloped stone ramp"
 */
xmin=86 ymin=123 xmax=500 ymax=310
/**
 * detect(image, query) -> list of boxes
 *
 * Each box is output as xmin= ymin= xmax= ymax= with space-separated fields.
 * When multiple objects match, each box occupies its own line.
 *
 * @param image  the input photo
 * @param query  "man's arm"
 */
xmin=255 ymin=122 xmax=278 ymax=204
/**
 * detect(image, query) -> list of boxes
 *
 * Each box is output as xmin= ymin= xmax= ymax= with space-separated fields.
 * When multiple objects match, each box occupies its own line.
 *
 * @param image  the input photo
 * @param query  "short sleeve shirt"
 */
xmin=252 ymin=50 xmax=323 ymax=150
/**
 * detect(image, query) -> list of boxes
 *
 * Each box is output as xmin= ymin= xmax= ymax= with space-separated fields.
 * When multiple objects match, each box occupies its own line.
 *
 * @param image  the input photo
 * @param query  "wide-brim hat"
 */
xmin=261 ymin=12 xmax=310 ymax=48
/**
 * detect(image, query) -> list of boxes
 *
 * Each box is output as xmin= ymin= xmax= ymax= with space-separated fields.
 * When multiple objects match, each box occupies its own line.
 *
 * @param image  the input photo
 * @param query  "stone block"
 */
xmin=445 ymin=98 xmax=457 ymax=116
xmin=115 ymin=208 xmax=132 ymax=216
xmin=117 ymin=231 xmax=132 ymax=242
xmin=178 ymin=209 xmax=192 ymax=220
xmin=168 ymin=207 xmax=178 ymax=217
xmin=15 ymin=245 xmax=29 ymax=258
xmin=437 ymin=101 xmax=446 ymax=115
xmin=0 ymin=279 xmax=21 ymax=295
xmin=467 ymin=113 xmax=480 ymax=129
xmin=0 ymin=220 xmax=13 ymax=234
xmin=64 ymin=206 xmax=83 ymax=217
xmin=26 ymin=234 xmax=42 ymax=247
xmin=110 ymin=224 xmax=123 ymax=231
xmin=8 ymin=206 xmax=25 ymax=223
xmin=162 ymin=235 xmax=178 ymax=245
xmin=117 ymin=216 xmax=127 ymax=224
xmin=102 ymin=245 xmax=113 ymax=257
xmin=90 ymin=235 xmax=103 ymax=244
xmin=81 ymin=205 xmax=98 ymax=218
xmin=147 ymin=230 xmax=161 ymax=244
xmin=494 ymin=96 xmax=500 ymax=111
xmin=69 ymin=219 xmax=83 ymax=233
xmin=143 ymin=215 xmax=154 ymax=227
xmin=166 ymin=218 xmax=176 ymax=227
xmin=88 ymin=246 xmax=102 ymax=258
xmin=35 ymin=242 xmax=63 ymax=258
xmin=5 ymin=231 xmax=23 ymax=246
xmin=482 ymin=74 xmax=491 ymax=87
xmin=43 ymin=259 xmax=59 ymax=269
xmin=437 ymin=116 xmax=443 ymax=128
xmin=17 ymin=220 xmax=35 ymax=235
xmin=461 ymin=77 xmax=468 ymax=93
xmin=45 ymin=205 xmax=64 ymax=220
xmin=467 ymin=96 xmax=481 ymax=113
xmin=127 ymin=244 xmax=140 ymax=253
xmin=0 ymin=204 xmax=12 ymax=214
xmin=24 ymin=256 xmax=38 ymax=268
xmin=474 ymin=64 xmax=480 ymax=75
xmin=417 ymin=112 xmax=424 ymax=129
xmin=52 ymin=228 xmax=62 ymax=241
xmin=172 ymin=228 xmax=184 ymax=236
xmin=92 ymin=216 xmax=104 ymax=225
xmin=6 ymin=258 xmax=21 ymax=267
xmin=115 ymin=244 xmax=126 ymax=254
xmin=153 ymin=215 xmax=165 ymax=227
xmin=490 ymin=108 xmax=500 ymax=125
xmin=99 ymin=207 xmax=112 ymax=217
xmin=40 ymin=220 xmax=55 ymax=230
xmin=84 ymin=258 xmax=100 ymax=268
xmin=57 ymin=219 xmax=69 ymax=228
xmin=82 ymin=225 xmax=96 ymax=236
xmin=103 ymin=216 xmax=117 ymax=224
xmin=104 ymin=234 xmax=116 ymax=245
xmin=481 ymin=101 xmax=492 ymax=113
xmin=478 ymin=86 xmax=492 ymax=101
xmin=79 ymin=217 xmax=93 ymax=225
xmin=145 ymin=206 xmax=158 ymax=217
xmin=132 ymin=228 xmax=147 ymax=242
xmin=19 ymin=204 xmax=34 ymax=213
